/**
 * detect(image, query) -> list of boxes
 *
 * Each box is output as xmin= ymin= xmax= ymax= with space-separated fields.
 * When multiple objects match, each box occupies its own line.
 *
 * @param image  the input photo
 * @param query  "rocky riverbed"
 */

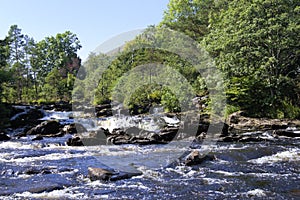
xmin=0 ymin=104 xmax=299 ymax=199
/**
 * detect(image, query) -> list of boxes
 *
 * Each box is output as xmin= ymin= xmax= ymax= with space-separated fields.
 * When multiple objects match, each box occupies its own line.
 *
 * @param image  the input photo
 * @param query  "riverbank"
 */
xmin=2 ymin=103 xmax=300 ymax=142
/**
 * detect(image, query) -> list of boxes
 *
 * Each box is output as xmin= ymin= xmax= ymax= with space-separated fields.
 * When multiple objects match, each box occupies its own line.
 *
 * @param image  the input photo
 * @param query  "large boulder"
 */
xmin=26 ymin=120 xmax=60 ymax=136
xmin=88 ymin=167 xmax=142 ymax=181
xmin=226 ymin=111 xmax=300 ymax=134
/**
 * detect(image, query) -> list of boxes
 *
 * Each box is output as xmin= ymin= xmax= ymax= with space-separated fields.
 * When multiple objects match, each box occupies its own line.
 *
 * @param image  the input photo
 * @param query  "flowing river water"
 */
xmin=0 ymin=107 xmax=299 ymax=199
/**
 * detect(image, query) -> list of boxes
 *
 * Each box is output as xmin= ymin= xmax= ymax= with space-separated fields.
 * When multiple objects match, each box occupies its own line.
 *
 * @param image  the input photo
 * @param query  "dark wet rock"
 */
xmin=196 ymin=122 xmax=209 ymax=134
xmin=10 ymin=107 xmax=44 ymax=128
xmin=219 ymin=131 xmax=277 ymax=142
xmin=237 ymin=136 xmax=264 ymax=142
xmin=185 ymin=150 xmax=216 ymax=166
xmin=24 ymin=167 xmax=53 ymax=175
xmin=81 ymin=129 xmax=110 ymax=146
xmin=41 ymin=102 xmax=72 ymax=111
xmin=0 ymin=132 xmax=10 ymax=141
xmin=95 ymin=104 xmax=112 ymax=117
xmin=105 ymin=126 xmax=177 ymax=145
xmin=26 ymin=120 xmax=60 ymax=136
xmin=88 ymin=167 xmax=142 ymax=181
xmin=95 ymin=104 xmax=111 ymax=111
xmin=54 ymin=101 xmax=72 ymax=111
xmin=166 ymin=150 xmax=216 ymax=168
xmin=10 ymin=105 xmax=25 ymax=117
xmin=62 ymin=123 xmax=87 ymax=134
xmin=226 ymin=111 xmax=300 ymax=134
xmin=195 ymin=132 xmax=207 ymax=141
xmin=159 ymin=127 xmax=178 ymax=141
xmin=66 ymin=136 xmax=84 ymax=146
xmin=221 ymin=136 xmax=237 ymax=142
xmin=32 ymin=135 xmax=44 ymax=141
xmin=96 ymin=108 xmax=113 ymax=117
xmin=272 ymin=129 xmax=300 ymax=138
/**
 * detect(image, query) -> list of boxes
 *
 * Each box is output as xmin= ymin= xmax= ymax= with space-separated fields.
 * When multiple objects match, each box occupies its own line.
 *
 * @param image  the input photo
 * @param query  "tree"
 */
xmin=0 ymin=37 xmax=11 ymax=99
xmin=35 ymin=31 xmax=82 ymax=101
xmin=160 ymin=0 xmax=224 ymax=41
xmin=204 ymin=0 xmax=300 ymax=118
xmin=7 ymin=25 xmax=28 ymax=102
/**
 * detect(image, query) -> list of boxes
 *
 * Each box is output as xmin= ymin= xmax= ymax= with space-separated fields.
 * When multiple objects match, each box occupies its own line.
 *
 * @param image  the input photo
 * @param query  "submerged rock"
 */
xmin=88 ymin=167 xmax=142 ymax=181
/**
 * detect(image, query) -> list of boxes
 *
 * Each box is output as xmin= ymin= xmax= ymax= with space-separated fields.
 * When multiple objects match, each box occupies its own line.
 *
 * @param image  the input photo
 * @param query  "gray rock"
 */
xmin=185 ymin=150 xmax=216 ymax=166
xmin=88 ymin=167 xmax=142 ymax=181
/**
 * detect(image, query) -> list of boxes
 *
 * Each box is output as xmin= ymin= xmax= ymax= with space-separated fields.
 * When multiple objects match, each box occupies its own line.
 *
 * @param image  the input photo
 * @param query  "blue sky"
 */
xmin=0 ymin=0 xmax=169 ymax=61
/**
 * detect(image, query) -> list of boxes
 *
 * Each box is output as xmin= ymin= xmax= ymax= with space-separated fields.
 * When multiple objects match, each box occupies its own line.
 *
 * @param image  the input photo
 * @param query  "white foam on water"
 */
xmin=87 ymin=180 xmax=112 ymax=187
xmin=41 ymin=111 xmax=73 ymax=120
xmin=248 ymin=172 xmax=290 ymax=178
xmin=210 ymin=170 xmax=245 ymax=177
xmin=246 ymin=189 xmax=267 ymax=197
xmin=0 ymin=141 xmax=43 ymax=150
xmin=15 ymin=188 xmax=88 ymax=199
xmin=165 ymin=165 xmax=194 ymax=177
xmin=0 ymin=151 xmax=93 ymax=163
xmin=136 ymin=166 xmax=163 ymax=181
xmin=118 ymin=182 xmax=150 ymax=191
xmin=161 ymin=116 xmax=180 ymax=124
xmin=86 ymin=179 xmax=150 ymax=191
xmin=203 ymin=178 xmax=231 ymax=185
xmin=205 ymin=144 xmax=251 ymax=152
xmin=248 ymin=149 xmax=300 ymax=164
xmin=0 ymin=152 xmax=14 ymax=160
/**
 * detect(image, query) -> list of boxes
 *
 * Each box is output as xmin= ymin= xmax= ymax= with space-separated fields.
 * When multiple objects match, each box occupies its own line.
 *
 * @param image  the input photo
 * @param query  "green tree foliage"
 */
xmin=89 ymin=26 xmax=205 ymax=114
xmin=0 ymin=25 xmax=82 ymax=104
xmin=203 ymin=0 xmax=300 ymax=118
xmin=0 ymin=38 xmax=11 ymax=96
xmin=6 ymin=25 xmax=29 ymax=102
xmin=160 ymin=0 xmax=225 ymax=41
xmin=36 ymin=31 xmax=82 ymax=101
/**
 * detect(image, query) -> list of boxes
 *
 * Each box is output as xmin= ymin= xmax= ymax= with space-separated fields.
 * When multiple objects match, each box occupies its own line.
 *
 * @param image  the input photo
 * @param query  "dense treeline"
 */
xmin=1 ymin=0 xmax=300 ymax=119
xmin=79 ymin=0 xmax=300 ymax=118
xmin=0 ymin=25 xmax=81 ymax=104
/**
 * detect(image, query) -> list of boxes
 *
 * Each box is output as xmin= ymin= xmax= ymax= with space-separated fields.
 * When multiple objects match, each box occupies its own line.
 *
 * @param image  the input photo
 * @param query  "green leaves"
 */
xmin=0 ymin=25 xmax=82 ymax=103
xmin=204 ymin=0 xmax=300 ymax=118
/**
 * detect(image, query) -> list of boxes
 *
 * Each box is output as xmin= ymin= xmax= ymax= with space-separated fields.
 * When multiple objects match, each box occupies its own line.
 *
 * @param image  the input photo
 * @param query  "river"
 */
xmin=0 ymin=108 xmax=299 ymax=199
